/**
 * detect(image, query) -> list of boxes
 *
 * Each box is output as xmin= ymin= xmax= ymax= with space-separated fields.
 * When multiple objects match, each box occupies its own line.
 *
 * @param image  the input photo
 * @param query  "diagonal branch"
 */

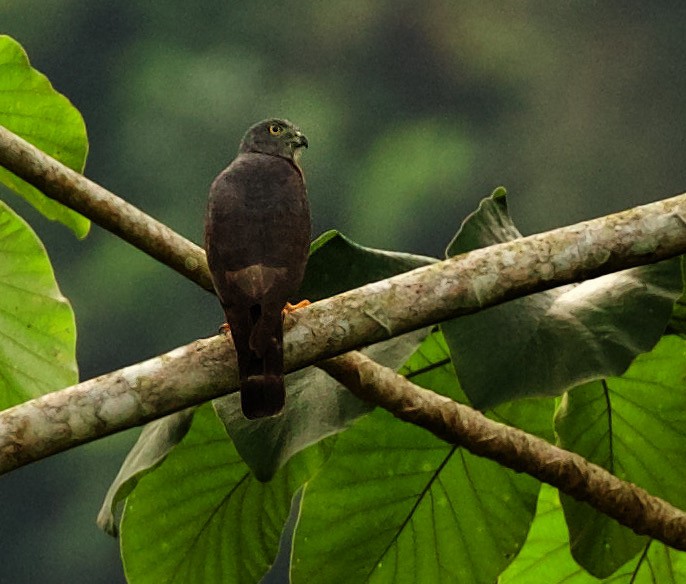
xmin=2 ymin=125 xmax=686 ymax=547
xmin=0 ymin=125 xmax=213 ymax=291
xmin=0 ymin=181 xmax=684 ymax=474
xmin=318 ymin=352 xmax=686 ymax=551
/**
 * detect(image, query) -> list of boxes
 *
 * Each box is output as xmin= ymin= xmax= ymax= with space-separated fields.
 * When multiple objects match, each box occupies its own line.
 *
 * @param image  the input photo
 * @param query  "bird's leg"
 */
xmin=283 ymin=299 xmax=311 ymax=315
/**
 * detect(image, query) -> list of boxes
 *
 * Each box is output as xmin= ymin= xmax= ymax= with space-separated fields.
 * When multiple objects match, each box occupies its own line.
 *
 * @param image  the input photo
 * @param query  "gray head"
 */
xmin=238 ymin=118 xmax=308 ymax=162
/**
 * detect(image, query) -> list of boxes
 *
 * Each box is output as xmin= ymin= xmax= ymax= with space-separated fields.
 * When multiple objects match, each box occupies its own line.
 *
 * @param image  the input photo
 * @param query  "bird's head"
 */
xmin=239 ymin=118 xmax=308 ymax=163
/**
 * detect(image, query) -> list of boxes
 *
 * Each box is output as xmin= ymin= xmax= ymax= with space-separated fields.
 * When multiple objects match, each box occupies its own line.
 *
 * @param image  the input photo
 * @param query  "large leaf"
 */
xmin=0 ymin=200 xmax=77 ymax=407
xmin=97 ymin=408 xmax=196 ymax=536
xmin=499 ymin=485 xmax=598 ymax=583
xmin=555 ymin=335 xmax=686 ymax=578
xmin=442 ymin=189 xmax=681 ymax=409
xmin=120 ymin=404 xmax=331 ymax=584
xmin=291 ymin=331 xmax=541 ymax=584
xmin=0 ymin=35 xmax=89 ymax=237
xmin=216 ymin=230 xmax=434 ymax=481
xmin=299 ymin=229 xmax=437 ymax=301
xmin=500 ymin=485 xmax=686 ymax=583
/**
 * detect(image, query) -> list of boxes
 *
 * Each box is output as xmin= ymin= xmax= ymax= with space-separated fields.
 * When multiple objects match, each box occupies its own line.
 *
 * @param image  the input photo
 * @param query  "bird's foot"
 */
xmin=218 ymin=322 xmax=231 ymax=335
xmin=283 ymin=299 xmax=311 ymax=315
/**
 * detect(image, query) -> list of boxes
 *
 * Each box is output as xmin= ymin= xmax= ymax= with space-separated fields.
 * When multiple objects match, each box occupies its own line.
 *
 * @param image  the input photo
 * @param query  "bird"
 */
xmin=204 ymin=119 xmax=311 ymax=419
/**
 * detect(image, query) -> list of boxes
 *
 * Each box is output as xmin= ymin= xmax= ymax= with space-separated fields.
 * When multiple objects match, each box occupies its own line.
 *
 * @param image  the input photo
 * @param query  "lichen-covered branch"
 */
xmin=0 ymin=125 xmax=213 ymax=291
xmin=319 ymin=351 xmax=686 ymax=551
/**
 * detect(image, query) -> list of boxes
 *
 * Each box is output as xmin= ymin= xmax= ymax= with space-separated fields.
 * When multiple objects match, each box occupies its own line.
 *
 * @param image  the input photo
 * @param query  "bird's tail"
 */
xmin=233 ymin=305 xmax=286 ymax=419
xmin=240 ymin=374 xmax=285 ymax=419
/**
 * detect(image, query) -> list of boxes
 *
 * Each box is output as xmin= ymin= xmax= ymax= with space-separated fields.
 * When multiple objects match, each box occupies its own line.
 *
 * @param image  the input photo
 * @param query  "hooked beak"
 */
xmin=292 ymin=131 xmax=309 ymax=149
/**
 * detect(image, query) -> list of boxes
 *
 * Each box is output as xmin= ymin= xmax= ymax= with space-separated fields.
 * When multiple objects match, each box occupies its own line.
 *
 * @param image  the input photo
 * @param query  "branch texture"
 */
xmin=2 ymin=125 xmax=686 ymax=549
xmin=0 ymin=176 xmax=685 ymax=472
xmin=319 ymin=352 xmax=686 ymax=551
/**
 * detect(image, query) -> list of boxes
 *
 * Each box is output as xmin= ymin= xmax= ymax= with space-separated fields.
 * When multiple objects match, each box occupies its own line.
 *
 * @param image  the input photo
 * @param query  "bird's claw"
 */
xmin=283 ymin=299 xmax=311 ymax=315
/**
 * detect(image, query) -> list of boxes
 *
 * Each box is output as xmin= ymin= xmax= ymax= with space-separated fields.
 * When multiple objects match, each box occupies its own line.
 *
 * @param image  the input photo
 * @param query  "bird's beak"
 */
xmin=292 ymin=132 xmax=309 ymax=149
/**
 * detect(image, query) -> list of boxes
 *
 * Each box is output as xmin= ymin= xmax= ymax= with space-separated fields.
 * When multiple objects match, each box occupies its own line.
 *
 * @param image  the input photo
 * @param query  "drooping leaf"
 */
xmin=292 ymin=331 xmax=540 ymax=584
xmin=0 ymin=35 xmax=89 ymax=237
xmin=555 ymin=335 xmax=686 ymax=578
xmin=299 ymin=229 xmax=437 ymax=302
xmin=442 ymin=189 xmax=681 ymax=409
xmin=0 ymin=200 xmax=77 ymax=407
xmin=216 ymin=230 xmax=433 ymax=481
xmin=120 ymin=404 xmax=331 ymax=584
xmin=97 ymin=408 xmax=196 ymax=536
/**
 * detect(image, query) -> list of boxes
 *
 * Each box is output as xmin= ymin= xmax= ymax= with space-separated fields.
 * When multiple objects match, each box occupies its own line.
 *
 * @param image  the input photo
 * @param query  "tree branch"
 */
xmin=1 ymin=182 xmax=685 ymax=474
xmin=0 ymin=125 xmax=213 ymax=291
xmin=318 ymin=351 xmax=686 ymax=551
xmin=2 ymin=125 xmax=686 ymax=547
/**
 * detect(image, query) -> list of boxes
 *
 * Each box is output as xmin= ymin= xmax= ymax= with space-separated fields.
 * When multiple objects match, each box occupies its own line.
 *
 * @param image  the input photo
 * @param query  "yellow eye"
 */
xmin=268 ymin=124 xmax=283 ymax=136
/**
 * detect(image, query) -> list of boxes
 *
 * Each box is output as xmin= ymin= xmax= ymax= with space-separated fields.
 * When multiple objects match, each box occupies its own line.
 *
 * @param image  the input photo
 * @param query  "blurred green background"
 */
xmin=2 ymin=2 xmax=686 ymax=582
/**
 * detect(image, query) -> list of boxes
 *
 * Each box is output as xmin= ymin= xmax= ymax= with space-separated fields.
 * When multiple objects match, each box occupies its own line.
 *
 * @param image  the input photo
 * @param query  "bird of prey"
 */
xmin=204 ymin=119 xmax=311 ymax=419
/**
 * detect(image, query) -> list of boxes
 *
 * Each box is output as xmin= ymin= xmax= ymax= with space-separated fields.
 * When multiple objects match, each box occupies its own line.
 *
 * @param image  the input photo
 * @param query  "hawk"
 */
xmin=204 ymin=119 xmax=311 ymax=418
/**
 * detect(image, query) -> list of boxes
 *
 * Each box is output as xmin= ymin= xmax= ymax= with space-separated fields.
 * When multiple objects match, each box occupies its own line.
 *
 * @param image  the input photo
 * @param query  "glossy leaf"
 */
xmin=442 ymin=189 xmax=681 ymax=408
xmin=555 ymin=335 xmax=686 ymax=577
xmin=0 ymin=35 xmax=89 ymax=237
xmin=0 ymin=200 xmax=77 ymax=407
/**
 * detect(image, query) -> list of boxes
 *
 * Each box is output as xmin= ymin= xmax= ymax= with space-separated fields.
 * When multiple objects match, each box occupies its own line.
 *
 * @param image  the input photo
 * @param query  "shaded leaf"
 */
xmin=299 ymin=229 xmax=437 ymax=302
xmin=665 ymin=256 xmax=686 ymax=337
xmin=216 ymin=230 xmax=433 ymax=481
xmin=97 ymin=408 xmax=196 ymax=536
xmin=442 ymin=189 xmax=681 ymax=409
xmin=0 ymin=200 xmax=77 ymax=407
xmin=555 ymin=335 xmax=686 ymax=577
xmin=0 ymin=35 xmax=89 ymax=237
xmin=120 ymin=404 xmax=330 ymax=584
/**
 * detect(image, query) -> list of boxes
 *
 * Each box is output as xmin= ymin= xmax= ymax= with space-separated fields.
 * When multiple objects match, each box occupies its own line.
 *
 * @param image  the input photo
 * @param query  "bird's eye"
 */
xmin=268 ymin=124 xmax=283 ymax=136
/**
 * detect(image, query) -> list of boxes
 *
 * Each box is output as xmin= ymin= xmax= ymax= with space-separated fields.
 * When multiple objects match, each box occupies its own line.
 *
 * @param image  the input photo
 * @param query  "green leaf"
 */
xmin=292 ymin=334 xmax=540 ymax=584
xmin=555 ymin=335 xmax=686 ymax=578
xmin=299 ymin=229 xmax=437 ymax=301
xmin=0 ymin=200 xmax=77 ymax=407
xmin=499 ymin=485 xmax=598 ymax=583
xmin=120 ymin=404 xmax=331 ymax=584
xmin=442 ymin=189 xmax=681 ymax=409
xmin=501 ymin=485 xmax=686 ymax=583
xmin=216 ymin=230 xmax=434 ymax=481
xmin=292 ymin=407 xmax=539 ymax=584
xmin=0 ymin=35 xmax=89 ymax=238
xmin=214 ymin=328 xmax=425 ymax=482
xmin=97 ymin=408 xmax=196 ymax=536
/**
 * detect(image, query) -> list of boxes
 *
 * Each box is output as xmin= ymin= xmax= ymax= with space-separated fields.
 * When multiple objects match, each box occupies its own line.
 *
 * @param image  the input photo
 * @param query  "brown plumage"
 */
xmin=204 ymin=119 xmax=311 ymax=418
